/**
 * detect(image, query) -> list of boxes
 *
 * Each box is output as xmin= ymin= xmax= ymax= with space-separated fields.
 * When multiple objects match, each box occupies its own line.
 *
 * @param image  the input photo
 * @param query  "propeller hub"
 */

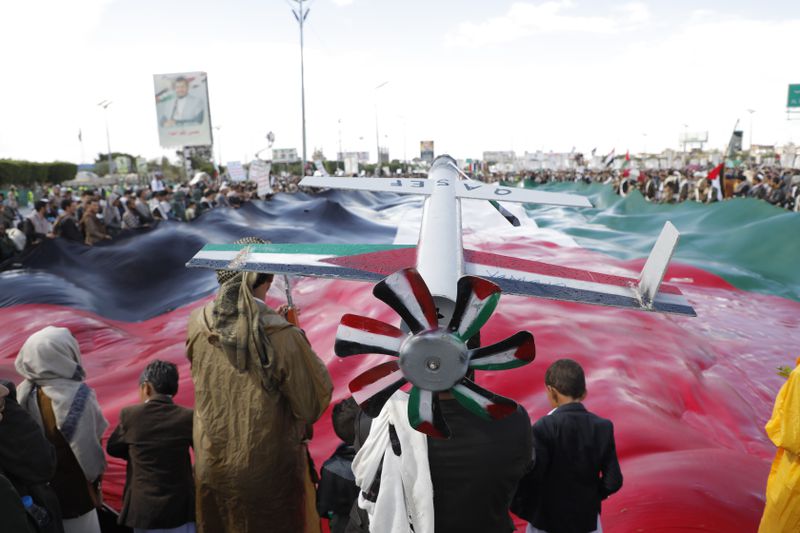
xmin=398 ymin=330 xmax=468 ymax=392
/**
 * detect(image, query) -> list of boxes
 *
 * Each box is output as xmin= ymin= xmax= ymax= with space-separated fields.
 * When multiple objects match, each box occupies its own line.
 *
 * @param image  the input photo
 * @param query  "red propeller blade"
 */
xmin=335 ymin=313 xmax=406 ymax=357
xmin=373 ymin=268 xmax=438 ymax=333
xmin=451 ymin=378 xmax=518 ymax=421
xmin=448 ymin=276 xmax=501 ymax=341
xmin=408 ymin=386 xmax=450 ymax=439
xmin=468 ymin=331 xmax=535 ymax=370
xmin=349 ymin=361 xmax=407 ymax=417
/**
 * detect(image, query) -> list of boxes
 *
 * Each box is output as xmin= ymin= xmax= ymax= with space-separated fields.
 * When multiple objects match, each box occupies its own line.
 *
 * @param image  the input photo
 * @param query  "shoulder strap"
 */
xmin=36 ymin=389 xmax=101 ymax=510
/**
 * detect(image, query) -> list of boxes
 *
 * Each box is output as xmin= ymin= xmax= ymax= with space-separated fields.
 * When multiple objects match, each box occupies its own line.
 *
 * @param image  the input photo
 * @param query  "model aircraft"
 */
xmin=187 ymin=155 xmax=695 ymax=437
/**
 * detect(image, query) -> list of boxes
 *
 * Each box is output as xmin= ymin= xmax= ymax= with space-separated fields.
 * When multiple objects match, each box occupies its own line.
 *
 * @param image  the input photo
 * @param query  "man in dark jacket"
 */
xmin=53 ymin=199 xmax=84 ymax=243
xmin=107 ymin=360 xmax=195 ymax=532
xmin=0 ymin=380 xmax=63 ymax=533
xmin=513 ymin=359 xmax=622 ymax=533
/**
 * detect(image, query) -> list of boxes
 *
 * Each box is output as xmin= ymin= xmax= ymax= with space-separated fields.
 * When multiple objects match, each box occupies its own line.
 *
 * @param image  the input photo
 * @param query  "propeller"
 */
xmin=335 ymin=268 xmax=536 ymax=438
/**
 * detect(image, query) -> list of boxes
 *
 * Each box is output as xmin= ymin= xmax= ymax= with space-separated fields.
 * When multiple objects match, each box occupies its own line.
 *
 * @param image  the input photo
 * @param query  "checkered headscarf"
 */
xmin=215 ymin=236 xmax=269 ymax=284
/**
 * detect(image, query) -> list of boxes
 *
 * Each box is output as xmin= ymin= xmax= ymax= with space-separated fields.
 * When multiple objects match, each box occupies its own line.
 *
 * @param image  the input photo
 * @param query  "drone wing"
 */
xmin=464 ymin=223 xmax=695 ymax=316
xmin=186 ymin=242 xmax=417 ymax=282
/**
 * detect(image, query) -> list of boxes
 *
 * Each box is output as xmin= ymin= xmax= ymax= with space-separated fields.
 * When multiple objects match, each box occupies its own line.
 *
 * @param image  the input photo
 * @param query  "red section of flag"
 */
xmin=708 ymin=163 xmax=724 ymax=181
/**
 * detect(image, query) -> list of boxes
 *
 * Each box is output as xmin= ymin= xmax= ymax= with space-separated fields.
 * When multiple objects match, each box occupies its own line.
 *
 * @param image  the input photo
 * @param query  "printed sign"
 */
xmin=788 ymin=84 xmax=800 ymax=108
xmin=136 ymin=157 xmax=148 ymax=174
xmin=154 ymin=72 xmax=213 ymax=148
xmin=249 ymin=160 xmax=272 ymax=196
xmin=226 ymin=161 xmax=246 ymax=182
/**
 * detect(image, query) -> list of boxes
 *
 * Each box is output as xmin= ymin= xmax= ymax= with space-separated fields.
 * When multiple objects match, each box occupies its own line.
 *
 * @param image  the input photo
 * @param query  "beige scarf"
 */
xmin=211 ymin=271 xmax=276 ymax=390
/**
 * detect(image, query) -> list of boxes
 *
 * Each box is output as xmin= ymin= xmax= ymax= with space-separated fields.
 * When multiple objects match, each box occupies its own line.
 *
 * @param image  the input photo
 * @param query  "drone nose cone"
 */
xmin=430 ymin=154 xmax=458 ymax=170
xmin=398 ymin=331 xmax=468 ymax=391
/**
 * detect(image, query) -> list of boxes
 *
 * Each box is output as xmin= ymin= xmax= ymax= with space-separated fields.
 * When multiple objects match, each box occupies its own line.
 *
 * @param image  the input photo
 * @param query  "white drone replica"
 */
xmin=188 ymin=155 xmax=694 ymax=438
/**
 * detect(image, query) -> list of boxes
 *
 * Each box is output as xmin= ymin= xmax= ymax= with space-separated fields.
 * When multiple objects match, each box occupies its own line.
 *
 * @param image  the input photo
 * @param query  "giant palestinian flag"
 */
xmin=1 ymin=185 xmax=798 ymax=532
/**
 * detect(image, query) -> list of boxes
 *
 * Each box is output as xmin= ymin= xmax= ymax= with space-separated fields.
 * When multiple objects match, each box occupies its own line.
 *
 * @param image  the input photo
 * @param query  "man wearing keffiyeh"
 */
xmin=186 ymin=237 xmax=333 ymax=533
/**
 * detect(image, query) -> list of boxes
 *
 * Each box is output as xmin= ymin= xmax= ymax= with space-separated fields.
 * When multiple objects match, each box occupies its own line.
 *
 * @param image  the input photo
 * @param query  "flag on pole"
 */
xmin=708 ymin=162 xmax=723 ymax=201
xmin=603 ymin=149 xmax=615 ymax=167
xmin=621 ymin=151 xmax=631 ymax=177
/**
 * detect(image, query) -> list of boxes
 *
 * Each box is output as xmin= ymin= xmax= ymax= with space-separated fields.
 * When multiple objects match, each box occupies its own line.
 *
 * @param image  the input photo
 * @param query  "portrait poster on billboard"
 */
xmin=154 ymin=72 xmax=213 ymax=148
xmin=114 ymin=156 xmax=130 ymax=174
xmin=420 ymin=140 xmax=434 ymax=163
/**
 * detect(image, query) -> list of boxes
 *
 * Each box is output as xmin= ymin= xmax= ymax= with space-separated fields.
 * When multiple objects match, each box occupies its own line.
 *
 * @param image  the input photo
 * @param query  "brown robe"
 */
xmin=79 ymin=214 xmax=107 ymax=246
xmin=186 ymin=300 xmax=332 ymax=533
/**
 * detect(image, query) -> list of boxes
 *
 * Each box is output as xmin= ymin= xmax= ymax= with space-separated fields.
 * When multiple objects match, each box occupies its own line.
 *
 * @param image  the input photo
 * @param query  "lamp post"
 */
xmin=98 ymin=100 xmax=113 ymax=175
xmin=291 ymin=0 xmax=309 ymax=171
xmin=682 ymin=123 xmax=688 ymax=155
xmin=214 ymin=125 xmax=223 ymax=164
xmin=747 ymin=109 xmax=756 ymax=150
xmin=338 ymin=118 xmax=343 ymax=173
xmin=374 ymin=81 xmax=389 ymax=167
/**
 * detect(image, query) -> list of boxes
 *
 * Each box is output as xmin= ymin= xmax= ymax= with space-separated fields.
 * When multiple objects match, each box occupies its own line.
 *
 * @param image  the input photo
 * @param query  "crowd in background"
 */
xmin=506 ymin=165 xmax=800 ymax=210
xmin=0 ymin=174 xmax=282 ymax=265
xmin=3 ymin=164 xmax=799 ymax=266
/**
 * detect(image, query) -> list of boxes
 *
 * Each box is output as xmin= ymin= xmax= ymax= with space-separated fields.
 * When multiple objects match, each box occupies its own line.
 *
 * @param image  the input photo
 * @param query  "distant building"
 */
xmin=482 ymin=151 xmax=516 ymax=165
xmin=337 ymin=151 xmax=370 ymax=164
xmin=273 ymin=148 xmax=299 ymax=163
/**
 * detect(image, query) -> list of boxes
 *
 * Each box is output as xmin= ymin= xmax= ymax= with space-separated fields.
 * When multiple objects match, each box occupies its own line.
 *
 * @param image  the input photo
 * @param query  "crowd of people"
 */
xmin=509 ymin=165 xmax=800 ymax=210
xmin=3 ymin=163 xmax=797 ymax=265
xmin=0 ymin=171 xmax=319 ymax=266
xmin=1 ymin=239 xmax=627 ymax=533
xmin=0 ymin=175 xmax=273 ymax=265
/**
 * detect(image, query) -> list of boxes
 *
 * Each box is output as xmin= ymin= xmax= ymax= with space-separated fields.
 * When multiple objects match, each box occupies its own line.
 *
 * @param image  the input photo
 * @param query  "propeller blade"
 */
xmin=374 ymin=268 xmax=438 ymax=333
xmin=335 ymin=314 xmax=406 ymax=357
xmin=452 ymin=378 xmax=518 ymax=421
xmin=349 ymin=361 xmax=407 ymax=417
xmin=468 ymin=331 xmax=535 ymax=370
xmin=408 ymin=386 xmax=450 ymax=439
xmin=448 ymin=276 xmax=501 ymax=341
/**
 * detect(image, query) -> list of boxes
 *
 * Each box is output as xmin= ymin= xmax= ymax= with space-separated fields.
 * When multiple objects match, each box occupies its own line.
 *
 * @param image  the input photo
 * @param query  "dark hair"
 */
xmin=60 ymin=198 xmax=74 ymax=210
xmin=332 ymin=397 xmax=359 ymax=445
xmin=139 ymin=360 xmax=179 ymax=396
xmin=253 ymin=273 xmax=274 ymax=288
xmin=34 ymin=200 xmax=48 ymax=212
xmin=544 ymin=358 xmax=586 ymax=399
xmin=174 ymin=76 xmax=188 ymax=86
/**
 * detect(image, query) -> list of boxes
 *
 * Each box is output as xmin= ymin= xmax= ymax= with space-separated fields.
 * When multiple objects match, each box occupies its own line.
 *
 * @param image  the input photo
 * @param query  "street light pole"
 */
xmin=375 ymin=81 xmax=389 ymax=168
xmin=214 ymin=125 xmax=223 ymax=164
xmin=337 ymin=118 xmax=343 ymax=173
xmin=681 ymin=123 xmax=689 ymax=158
xmin=292 ymin=0 xmax=309 ymax=172
xmin=747 ymin=109 xmax=756 ymax=150
xmin=98 ymin=100 xmax=113 ymax=176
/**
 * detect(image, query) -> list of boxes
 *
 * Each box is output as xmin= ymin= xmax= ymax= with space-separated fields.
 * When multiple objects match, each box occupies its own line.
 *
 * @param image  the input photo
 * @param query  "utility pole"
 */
xmin=747 ymin=109 xmax=756 ymax=150
xmin=375 ymin=81 xmax=389 ymax=168
xmin=682 ymin=123 xmax=688 ymax=155
xmin=214 ymin=125 xmax=223 ymax=164
xmin=338 ymin=119 xmax=343 ymax=173
xmin=98 ymin=100 xmax=113 ymax=175
xmin=291 ymin=0 xmax=309 ymax=172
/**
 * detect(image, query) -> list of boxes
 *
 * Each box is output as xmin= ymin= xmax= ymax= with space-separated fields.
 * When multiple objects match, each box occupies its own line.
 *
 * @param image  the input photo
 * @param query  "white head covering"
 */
xmin=15 ymin=326 xmax=108 ymax=482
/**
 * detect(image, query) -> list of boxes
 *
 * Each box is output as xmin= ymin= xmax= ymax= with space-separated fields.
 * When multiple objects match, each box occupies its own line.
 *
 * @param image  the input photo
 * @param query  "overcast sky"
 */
xmin=2 ymin=0 xmax=799 ymax=165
